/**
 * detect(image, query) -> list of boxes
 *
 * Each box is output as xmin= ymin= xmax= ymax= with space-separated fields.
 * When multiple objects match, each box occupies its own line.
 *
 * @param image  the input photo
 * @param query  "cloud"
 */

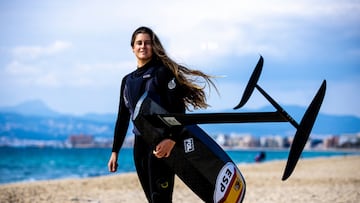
xmin=66 ymin=62 xmax=134 ymax=88
xmin=5 ymin=60 xmax=40 ymax=75
xmin=5 ymin=39 xmax=134 ymax=88
xmin=11 ymin=40 xmax=72 ymax=60
xmin=5 ymin=60 xmax=134 ymax=88
xmin=1 ymin=0 xmax=359 ymax=116
xmin=143 ymin=0 xmax=359 ymax=65
xmin=8 ymin=1 xmax=357 ymax=63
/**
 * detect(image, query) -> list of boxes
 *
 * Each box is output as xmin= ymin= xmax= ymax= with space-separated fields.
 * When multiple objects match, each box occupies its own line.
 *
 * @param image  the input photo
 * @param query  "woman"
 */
xmin=107 ymin=26 xmax=216 ymax=203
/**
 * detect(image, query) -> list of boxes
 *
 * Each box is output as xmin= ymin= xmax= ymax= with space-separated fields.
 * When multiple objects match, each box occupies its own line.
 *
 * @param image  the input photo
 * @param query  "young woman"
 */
xmin=107 ymin=26 xmax=216 ymax=203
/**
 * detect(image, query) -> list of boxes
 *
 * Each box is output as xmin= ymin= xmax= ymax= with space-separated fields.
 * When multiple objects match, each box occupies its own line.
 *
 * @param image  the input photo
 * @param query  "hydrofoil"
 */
xmin=144 ymin=56 xmax=326 ymax=181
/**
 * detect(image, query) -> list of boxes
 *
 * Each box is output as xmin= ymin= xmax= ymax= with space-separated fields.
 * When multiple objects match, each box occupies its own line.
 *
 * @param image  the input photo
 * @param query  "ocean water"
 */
xmin=0 ymin=147 xmax=358 ymax=185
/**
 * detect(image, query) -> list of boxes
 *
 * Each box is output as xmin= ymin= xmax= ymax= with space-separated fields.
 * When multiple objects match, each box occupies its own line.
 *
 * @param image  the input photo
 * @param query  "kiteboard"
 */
xmin=133 ymin=92 xmax=246 ymax=203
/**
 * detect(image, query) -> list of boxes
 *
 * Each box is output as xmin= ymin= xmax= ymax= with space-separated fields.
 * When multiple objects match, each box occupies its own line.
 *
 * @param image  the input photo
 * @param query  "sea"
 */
xmin=0 ymin=147 xmax=359 ymax=185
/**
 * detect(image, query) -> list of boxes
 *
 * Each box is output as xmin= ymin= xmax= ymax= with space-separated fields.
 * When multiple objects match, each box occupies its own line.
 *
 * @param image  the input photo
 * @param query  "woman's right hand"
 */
xmin=108 ymin=152 xmax=119 ymax=172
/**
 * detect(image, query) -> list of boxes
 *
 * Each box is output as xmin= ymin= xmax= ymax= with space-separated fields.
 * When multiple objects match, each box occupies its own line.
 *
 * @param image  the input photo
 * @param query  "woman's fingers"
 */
xmin=108 ymin=153 xmax=119 ymax=172
xmin=153 ymin=149 xmax=166 ymax=158
xmin=153 ymin=139 xmax=176 ymax=158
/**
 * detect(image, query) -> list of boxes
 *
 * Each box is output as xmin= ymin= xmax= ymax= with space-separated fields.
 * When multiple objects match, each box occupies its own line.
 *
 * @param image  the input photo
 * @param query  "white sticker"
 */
xmin=183 ymin=138 xmax=195 ymax=153
xmin=168 ymin=78 xmax=176 ymax=89
xmin=162 ymin=116 xmax=182 ymax=126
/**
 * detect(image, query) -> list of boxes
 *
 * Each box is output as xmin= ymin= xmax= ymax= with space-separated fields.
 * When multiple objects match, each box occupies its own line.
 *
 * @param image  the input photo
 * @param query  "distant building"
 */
xmin=260 ymin=135 xmax=285 ymax=148
xmin=338 ymin=133 xmax=360 ymax=148
xmin=323 ymin=136 xmax=339 ymax=148
xmin=240 ymin=135 xmax=259 ymax=148
xmin=67 ymin=134 xmax=94 ymax=148
xmin=214 ymin=133 xmax=226 ymax=146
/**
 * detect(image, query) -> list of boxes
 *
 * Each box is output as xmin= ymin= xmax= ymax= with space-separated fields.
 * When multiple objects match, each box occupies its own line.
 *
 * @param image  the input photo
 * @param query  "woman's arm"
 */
xmin=108 ymin=76 xmax=131 ymax=171
xmin=152 ymin=66 xmax=186 ymax=158
xmin=111 ymin=76 xmax=131 ymax=153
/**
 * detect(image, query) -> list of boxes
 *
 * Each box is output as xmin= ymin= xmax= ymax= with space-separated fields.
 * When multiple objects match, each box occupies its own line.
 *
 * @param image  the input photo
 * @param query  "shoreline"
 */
xmin=223 ymin=146 xmax=360 ymax=152
xmin=2 ymin=145 xmax=360 ymax=152
xmin=1 ymin=152 xmax=359 ymax=186
xmin=1 ymin=155 xmax=359 ymax=203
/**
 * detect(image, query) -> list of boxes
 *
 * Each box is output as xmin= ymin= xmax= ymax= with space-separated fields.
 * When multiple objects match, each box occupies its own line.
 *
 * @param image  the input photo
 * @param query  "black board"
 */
xmin=133 ymin=92 xmax=246 ymax=203
xmin=139 ymin=55 xmax=326 ymax=181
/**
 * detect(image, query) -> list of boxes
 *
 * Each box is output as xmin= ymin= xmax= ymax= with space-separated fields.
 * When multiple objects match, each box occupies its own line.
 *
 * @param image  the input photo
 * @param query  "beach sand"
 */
xmin=1 ymin=155 xmax=359 ymax=203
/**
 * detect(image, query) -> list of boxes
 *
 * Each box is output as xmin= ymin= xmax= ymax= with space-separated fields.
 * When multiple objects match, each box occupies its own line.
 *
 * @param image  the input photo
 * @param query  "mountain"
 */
xmin=0 ymin=101 xmax=115 ymax=140
xmin=0 ymin=112 xmax=115 ymax=140
xmin=0 ymin=100 xmax=60 ymax=117
xmin=0 ymin=100 xmax=359 ymax=141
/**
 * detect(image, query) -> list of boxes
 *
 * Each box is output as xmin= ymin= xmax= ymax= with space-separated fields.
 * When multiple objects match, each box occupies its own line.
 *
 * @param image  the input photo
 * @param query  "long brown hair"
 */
xmin=130 ymin=26 xmax=218 ymax=110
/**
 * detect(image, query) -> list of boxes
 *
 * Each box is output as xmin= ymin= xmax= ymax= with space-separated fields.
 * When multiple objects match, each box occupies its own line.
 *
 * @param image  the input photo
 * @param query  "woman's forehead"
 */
xmin=135 ymin=33 xmax=151 ymax=41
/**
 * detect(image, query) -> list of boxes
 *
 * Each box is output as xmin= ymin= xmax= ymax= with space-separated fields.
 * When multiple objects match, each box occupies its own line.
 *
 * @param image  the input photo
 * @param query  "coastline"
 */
xmin=2 ymin=147 xmax=358 ymax=186
xmin=223 ymin=146 xmax=360 ymax=152
xmin=1 ymin=155 xmax=359 ymax=203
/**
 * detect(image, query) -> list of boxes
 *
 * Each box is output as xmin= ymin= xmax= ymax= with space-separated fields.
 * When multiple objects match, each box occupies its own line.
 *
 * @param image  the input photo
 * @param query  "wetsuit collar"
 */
xmin=134 ymin=58 xmax=158 ymax=77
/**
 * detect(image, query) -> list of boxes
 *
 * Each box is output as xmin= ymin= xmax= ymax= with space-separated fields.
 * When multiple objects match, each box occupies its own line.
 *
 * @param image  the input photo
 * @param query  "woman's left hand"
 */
xmin=153 ymin=139 xmax=176 ymax=158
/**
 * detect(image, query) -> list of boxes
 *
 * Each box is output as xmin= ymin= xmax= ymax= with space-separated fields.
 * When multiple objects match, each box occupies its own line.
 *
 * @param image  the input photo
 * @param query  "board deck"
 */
xmin=133 ymin=92 xmax=246 ymax=203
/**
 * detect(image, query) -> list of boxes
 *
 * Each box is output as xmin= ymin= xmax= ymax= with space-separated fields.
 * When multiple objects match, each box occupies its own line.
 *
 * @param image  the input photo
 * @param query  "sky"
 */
xmin=0 ymin=0 xmax=359 ymax=117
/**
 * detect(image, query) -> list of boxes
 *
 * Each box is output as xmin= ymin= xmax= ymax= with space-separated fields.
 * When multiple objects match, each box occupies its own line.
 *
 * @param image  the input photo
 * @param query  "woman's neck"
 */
xmin=137 ymin=58 xmax=152 ymax=68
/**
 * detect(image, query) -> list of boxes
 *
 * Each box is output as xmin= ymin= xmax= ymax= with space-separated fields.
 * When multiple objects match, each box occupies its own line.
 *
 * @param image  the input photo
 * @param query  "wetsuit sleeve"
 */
xmin=154 ymin=67 xmax=186 ymax=143
xmin=111 ymin=76 xmax=131 ymax=153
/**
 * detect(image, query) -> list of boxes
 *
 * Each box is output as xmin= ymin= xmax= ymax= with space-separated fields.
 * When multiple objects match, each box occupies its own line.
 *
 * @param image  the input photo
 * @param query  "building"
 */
xmin=67 ymin=134 xmax=94 ymax=148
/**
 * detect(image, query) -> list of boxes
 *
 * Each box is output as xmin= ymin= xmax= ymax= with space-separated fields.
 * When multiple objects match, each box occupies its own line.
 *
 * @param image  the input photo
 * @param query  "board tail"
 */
xmin=214 ymin=162 xmax=246 ymax=203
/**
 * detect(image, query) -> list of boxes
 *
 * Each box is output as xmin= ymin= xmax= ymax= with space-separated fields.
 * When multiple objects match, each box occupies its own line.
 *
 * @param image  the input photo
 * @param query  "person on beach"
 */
xmin=107 ymin=26 xmax=216 ymax=203
xmin=255 ymin=151 xmax=266 ymax=162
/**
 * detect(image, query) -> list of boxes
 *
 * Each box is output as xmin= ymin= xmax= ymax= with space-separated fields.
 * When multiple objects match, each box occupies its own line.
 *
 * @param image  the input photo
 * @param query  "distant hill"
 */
xmin=0 ymin=112 xmax=115 ymax=140
xmin=0 ymin=100 xmax=60 ymax=117
xmin=0 ymin=100 xmax=359 ymax=141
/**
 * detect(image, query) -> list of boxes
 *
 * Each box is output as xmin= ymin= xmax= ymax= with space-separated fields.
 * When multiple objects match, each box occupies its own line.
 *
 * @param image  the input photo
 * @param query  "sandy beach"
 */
xmin=1 ymin=155 xmax=359 ymax=203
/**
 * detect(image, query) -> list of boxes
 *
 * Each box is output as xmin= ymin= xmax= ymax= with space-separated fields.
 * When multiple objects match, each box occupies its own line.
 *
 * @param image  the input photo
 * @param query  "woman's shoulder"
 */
xmin=122 ymin=72 xmax=132 ymax=80
xmin=155 ymin=64 xmax=173 ymax=78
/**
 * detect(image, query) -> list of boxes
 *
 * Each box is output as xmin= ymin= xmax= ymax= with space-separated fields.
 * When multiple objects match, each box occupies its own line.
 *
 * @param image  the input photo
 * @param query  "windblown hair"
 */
xmin=131 ymin=26 xmax=218 ymax=110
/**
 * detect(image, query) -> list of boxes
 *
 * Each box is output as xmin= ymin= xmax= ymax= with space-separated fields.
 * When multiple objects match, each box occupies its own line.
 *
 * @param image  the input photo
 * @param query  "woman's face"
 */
xmin=132 ymin=33 xmax=153 ymax=66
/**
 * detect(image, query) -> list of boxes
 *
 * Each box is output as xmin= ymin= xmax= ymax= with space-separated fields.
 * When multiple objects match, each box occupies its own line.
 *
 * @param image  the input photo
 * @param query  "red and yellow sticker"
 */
xmin=214 ymin=162 xmax=246 ymax=203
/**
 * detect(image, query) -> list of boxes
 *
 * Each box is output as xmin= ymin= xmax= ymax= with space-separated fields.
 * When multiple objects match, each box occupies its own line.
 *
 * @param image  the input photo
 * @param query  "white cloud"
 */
xmin=12 ymin=0 xmax=357 ymax=63
xmin=5 ymin=38 xmax=133 ymax=88
xmin=1 ymin=0 xmax=359 ymax=116
xmin=66 ymin=62 xmax=134 ymax=87
xmin=35 ymin=73 xmax=61 ymax=87
xmin=152 ymin=0 xmax=360 ymax=62
xmin=5 ymin=60 xmax=134 ymax=88
xmin=11 ymin=40 xmax=72 ymax=60
xmin=5 ymin=60 xmax=41 ymax=75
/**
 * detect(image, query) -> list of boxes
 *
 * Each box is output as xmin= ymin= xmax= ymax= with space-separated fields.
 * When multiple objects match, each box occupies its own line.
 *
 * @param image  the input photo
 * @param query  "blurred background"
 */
xmin=0 ymin=0 xmax=359 ymax=184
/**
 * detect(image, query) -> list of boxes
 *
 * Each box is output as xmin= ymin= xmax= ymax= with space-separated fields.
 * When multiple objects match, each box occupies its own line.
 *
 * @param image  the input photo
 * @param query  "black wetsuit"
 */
xmin=111 ymin=59 xmax=185 ymax=203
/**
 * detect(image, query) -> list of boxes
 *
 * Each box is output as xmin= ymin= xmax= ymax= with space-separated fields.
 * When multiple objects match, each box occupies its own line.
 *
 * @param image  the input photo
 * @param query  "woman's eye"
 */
xmin=136 ymin=41 xmax=152 ymax=46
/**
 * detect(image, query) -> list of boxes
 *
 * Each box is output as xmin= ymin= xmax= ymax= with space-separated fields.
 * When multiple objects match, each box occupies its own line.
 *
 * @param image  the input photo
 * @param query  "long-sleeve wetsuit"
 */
xmin=111 ymin=59 xmax=185 ymax=203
